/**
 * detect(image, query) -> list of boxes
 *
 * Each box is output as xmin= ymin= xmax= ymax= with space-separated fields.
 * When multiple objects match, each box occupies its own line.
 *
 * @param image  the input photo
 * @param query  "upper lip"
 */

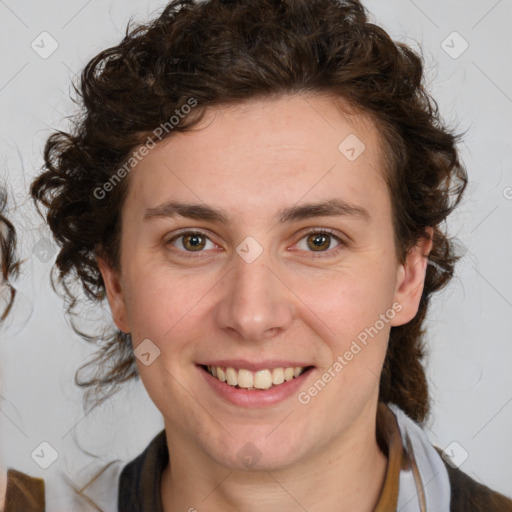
xmin=198 ymin=359 xmax=314 ymax=371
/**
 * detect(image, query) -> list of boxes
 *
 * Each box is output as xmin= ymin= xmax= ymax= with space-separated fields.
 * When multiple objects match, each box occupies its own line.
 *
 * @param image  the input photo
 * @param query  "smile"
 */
xmin=202 ymin=365 xmax=311 ymax=390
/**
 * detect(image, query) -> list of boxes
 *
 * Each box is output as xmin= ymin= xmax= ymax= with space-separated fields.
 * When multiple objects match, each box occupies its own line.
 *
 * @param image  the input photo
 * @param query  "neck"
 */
xmin=161 ymin=407 xmax=388 ymax=512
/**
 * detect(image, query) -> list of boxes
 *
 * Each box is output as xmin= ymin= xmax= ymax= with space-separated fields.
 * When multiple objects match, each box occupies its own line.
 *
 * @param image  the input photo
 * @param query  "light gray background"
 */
xmin=1 ymin=0 xmax=511 ymax=501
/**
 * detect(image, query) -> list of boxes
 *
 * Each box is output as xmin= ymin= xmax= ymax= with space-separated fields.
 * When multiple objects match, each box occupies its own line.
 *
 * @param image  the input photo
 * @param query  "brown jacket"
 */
xmin=3 ymin=469 xmax=44 ymax=512
xmin=438 ymin=451 xmax=512 ymax=512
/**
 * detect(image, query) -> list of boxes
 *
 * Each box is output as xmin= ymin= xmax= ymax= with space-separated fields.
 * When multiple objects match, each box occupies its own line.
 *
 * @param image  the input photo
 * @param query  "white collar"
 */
xmin=388 ymin=403 xmax=451 ymax=511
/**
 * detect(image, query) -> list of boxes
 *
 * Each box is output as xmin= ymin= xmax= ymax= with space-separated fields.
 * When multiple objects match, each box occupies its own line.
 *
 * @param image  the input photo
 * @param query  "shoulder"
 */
xmin=118 ymin=430 xmax=168 ymax=512
xmin=435 ymin=449 xmax=512 ymax=512
xmin=4 ymin=469 xmax=44 ymax=512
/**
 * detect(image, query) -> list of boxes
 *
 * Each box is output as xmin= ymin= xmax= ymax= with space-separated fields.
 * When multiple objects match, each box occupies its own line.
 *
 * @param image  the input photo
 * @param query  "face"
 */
xmin=100 ymin=93 xmax=431 ymax=471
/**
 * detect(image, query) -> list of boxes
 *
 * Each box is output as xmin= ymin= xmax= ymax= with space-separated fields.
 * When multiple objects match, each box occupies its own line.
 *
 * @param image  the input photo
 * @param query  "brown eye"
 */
xmin=182 ymin=233 xmax=206 ymax=251
xmin=295 ymin=230 xmax=344 ymax=255
xmin=306 ymin=233 xmax=331 ymax=251
xmin=169 ymin=231 xmax=215 ymax=253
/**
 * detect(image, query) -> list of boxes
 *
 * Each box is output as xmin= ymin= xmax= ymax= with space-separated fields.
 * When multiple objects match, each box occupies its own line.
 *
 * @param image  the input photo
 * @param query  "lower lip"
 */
xmin=198 ymin=365 xmax=314 ymax=407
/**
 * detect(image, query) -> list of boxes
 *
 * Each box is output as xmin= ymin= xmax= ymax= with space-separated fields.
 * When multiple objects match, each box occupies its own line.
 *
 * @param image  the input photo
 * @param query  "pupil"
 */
xmin=186 ymin=234 xmax=204 ymax=250
xmin=310 ymin=234 xmax=329 ymax=250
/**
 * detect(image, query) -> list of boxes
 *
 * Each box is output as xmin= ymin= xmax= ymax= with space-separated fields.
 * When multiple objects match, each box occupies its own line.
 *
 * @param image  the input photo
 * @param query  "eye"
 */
xmin=166 ymin=228 xmax=346 ymax=258
xmin=167 ymin=231 xmax=218 ymax=254
xmin=295 ymin=229 xmax=345 ymax=255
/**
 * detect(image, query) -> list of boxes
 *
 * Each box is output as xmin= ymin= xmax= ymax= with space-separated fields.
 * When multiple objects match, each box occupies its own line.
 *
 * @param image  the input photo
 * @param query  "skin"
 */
xmin=0 ymin=472 xmax=5 ymax=512
xmin=99 ymin=92 xmax=432 ymax=512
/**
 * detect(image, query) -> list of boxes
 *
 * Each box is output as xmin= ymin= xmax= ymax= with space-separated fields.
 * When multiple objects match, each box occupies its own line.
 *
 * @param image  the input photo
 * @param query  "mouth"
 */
xmin=199 ymin=364 xmax=314 ymax=391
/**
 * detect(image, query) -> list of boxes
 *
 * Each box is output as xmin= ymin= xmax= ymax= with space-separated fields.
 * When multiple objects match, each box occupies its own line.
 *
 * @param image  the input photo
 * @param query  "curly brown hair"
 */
xmin=30 ymin=0 xmax=467 ymax=422
xmin=0 ymin=187 xmax=19 ymax=321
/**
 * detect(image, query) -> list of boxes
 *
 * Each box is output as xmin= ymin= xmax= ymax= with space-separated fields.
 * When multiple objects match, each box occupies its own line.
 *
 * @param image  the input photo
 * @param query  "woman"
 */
xmin=0 ymin=188 xmax=19 ymax=323
xmin=30 ymin=0 xmax=512 ymax=510
xmin=1 ymin=188 xmax=45 ymax=512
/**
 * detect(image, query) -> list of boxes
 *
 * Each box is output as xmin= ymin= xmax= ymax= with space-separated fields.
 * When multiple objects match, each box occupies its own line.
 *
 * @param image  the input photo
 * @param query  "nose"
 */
xmin=214 ymin=249 xmax=295 ymax=343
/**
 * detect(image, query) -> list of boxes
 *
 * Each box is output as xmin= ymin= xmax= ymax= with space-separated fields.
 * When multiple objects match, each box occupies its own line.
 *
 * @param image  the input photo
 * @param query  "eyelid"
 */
xmin=165 ymin=227 xmax=347 ymax=257
xmin=291 ymin=227 xmax=347 ymax=256
xmin=166 ymin=229 xmax=221 ymax=256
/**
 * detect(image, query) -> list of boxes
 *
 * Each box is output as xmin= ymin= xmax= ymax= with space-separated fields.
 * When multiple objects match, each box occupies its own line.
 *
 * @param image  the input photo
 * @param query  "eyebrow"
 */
xmin=144 ymin=198 xmax=371 ymax=225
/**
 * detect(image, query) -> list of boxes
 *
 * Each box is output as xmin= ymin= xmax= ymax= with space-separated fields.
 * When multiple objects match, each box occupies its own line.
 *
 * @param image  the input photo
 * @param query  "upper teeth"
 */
xmin=207 ymin=366 xmax=305 ymax=390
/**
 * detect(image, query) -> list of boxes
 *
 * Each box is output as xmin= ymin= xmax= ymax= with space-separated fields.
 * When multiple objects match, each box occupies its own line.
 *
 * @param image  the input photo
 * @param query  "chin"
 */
xmin=204 ymin=425 xmax=308 ymax=472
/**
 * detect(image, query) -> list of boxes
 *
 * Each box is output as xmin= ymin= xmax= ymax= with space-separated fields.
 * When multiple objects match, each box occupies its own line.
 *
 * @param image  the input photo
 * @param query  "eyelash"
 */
xmin=166 ymin=228 xmax=347 ymax=259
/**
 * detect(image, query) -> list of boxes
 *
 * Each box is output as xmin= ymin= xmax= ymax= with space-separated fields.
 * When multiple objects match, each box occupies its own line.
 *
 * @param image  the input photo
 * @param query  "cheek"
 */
xmin=301 ymin=271 xmax=394 ymax=412
xmin=290 ymin=260 xmax=397 ymax=338
xmin=123 ymin=263 xmax=215 ymax=344
xmin=289 ymin=262 xmax=396 ymax=406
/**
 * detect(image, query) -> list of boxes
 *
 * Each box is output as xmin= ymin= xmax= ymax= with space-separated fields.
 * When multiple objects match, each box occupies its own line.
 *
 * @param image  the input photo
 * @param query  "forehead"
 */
xmin=124 ymin=93 xmax=389 ymax=222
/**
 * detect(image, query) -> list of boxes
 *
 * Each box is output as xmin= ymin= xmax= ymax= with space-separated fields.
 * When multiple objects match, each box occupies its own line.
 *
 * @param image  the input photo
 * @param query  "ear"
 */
xmin=390 ymin=227 xmax=434 ymax=327
xmin=97 ymin=255 xmax=130 ymax=333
